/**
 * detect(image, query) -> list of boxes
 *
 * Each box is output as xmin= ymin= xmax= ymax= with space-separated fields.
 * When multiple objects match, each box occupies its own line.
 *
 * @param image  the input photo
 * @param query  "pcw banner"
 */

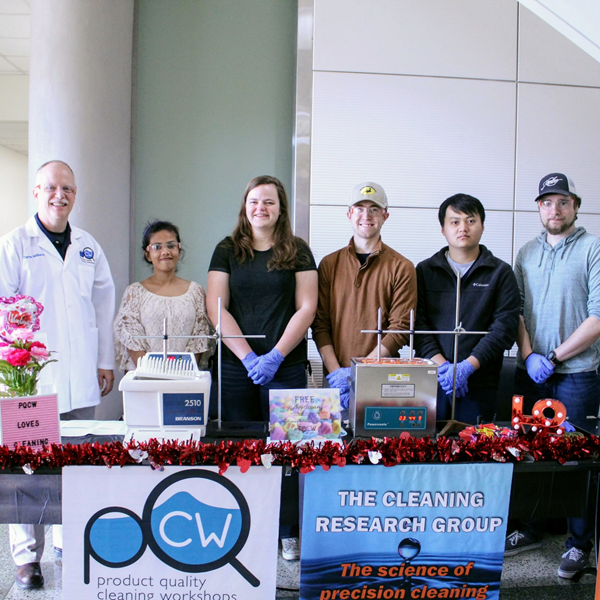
xmin=301 ymin=463 xmax=513 ymax=600
xmin=63 ymin=465 xmax=282 ymax=600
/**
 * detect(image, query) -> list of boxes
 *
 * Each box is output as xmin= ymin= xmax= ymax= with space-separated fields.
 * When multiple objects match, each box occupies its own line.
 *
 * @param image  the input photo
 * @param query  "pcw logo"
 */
xmin=79 ymin=247 xmax=95 ymax=263
xmin=84 ymin=469 xmax=258 ymax=587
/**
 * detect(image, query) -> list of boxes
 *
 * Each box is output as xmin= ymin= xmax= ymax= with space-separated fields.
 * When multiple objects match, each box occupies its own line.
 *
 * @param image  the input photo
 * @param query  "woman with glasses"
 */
xmin=113 ymin=220 xmax=213 ymax=372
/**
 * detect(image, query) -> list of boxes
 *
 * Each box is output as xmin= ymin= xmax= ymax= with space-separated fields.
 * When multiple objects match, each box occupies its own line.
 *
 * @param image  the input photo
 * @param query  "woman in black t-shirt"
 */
xmin=207 ymin=175 xmax=318 ymax=422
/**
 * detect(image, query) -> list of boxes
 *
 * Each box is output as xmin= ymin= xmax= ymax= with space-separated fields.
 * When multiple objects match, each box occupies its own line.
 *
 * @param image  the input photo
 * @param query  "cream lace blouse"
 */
xmin=113 ymin=281 xmax=214 ymax=371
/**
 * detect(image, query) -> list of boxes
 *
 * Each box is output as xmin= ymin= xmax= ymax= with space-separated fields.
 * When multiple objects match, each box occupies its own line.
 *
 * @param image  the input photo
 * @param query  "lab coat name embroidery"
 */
xmin=79 ymin=247 xmax=95 ymax=264
xmin=24 ymin=254 xmax=44 ymax=259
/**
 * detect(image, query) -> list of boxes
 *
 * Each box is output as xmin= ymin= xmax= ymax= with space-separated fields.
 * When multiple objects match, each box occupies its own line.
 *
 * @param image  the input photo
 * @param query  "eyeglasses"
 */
xmin=36 ymin=184 xmax=76 ymax=194
xmin=146 ymin=242 xmax=181 ymax=252
xmin=352 ymin=206 xmax=385 ymax=216
xmin=539 ymin=198 xmax=572 ymax=210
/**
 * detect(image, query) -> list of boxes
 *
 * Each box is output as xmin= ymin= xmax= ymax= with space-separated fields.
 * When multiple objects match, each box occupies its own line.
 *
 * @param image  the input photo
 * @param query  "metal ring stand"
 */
xmin=133 ymin=297 xmax=265 ymax=430
xmin=359 ymin=272 xmax=489 ymax=435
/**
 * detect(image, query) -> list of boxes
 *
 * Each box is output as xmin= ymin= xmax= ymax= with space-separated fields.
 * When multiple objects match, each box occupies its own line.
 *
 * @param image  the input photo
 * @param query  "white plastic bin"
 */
xmin=119 ymin=370 xmax=211 ymax=442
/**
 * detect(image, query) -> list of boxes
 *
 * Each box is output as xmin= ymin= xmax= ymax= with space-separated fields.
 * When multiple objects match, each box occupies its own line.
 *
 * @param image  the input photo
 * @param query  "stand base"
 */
xmin=436 ymin=419 xmax=470 ymax=438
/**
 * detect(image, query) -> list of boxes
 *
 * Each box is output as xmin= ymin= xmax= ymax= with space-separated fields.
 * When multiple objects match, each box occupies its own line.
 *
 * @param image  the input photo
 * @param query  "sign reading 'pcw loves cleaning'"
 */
xmin=0 ymin=393 xmax=60 ymax=450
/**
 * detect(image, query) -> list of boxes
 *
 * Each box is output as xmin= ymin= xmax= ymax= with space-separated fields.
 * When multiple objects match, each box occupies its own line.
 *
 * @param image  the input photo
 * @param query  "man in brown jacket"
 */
xmin=312 ymin=182 xmax=417 ymax=408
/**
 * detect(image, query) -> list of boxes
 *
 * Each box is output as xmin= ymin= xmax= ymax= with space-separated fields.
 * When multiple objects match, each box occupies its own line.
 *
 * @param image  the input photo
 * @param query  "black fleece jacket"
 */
xmin=415 ymin=245 xmax=520 ymax=389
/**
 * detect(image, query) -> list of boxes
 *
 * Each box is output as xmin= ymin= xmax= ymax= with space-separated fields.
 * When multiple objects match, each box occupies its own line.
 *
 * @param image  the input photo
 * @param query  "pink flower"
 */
xmin=0 ymin=345 xmax=11 ymax=360
xmin=6 ymin=348 xmax=31 ymax=367
xmin=30 ymin=345 xmax=49 ymax=360
xmin=12 ymin=329 xmax=34 ymax=342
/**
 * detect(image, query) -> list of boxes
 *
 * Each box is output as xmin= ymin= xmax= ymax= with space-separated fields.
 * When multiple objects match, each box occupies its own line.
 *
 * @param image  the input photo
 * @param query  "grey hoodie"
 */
xmin=515 ymin=227 xmax=600 ymax=373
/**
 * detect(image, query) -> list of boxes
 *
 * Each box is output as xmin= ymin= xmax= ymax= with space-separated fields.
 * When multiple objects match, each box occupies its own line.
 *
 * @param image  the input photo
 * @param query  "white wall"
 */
xmin=0 ymin=145 xmax=28 ymax=236
xmin=306 ymin=0 xmax=600 ymax=379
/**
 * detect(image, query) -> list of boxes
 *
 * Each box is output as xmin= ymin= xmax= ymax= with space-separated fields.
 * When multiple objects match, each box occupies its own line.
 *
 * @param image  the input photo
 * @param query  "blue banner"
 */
xmin=301 ymin=463 xmax=513 ymax=600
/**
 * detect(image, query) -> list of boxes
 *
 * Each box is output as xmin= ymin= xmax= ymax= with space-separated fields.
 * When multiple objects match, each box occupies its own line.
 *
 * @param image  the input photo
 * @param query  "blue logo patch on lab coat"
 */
xmin=79 ymin=247 xmax=95 ymax=263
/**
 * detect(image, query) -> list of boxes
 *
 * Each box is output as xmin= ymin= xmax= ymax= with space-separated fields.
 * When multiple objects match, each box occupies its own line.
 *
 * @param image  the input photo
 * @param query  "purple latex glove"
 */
xmin=248 ymin=348 xmax=285 ymax=385
xmin=326 ymin=368 xmax=352 ymax=410
xmin=456 ymin=380 xmax=470 ymax=399
xmin=525 ymin=353 xmax=554 ymax=384
xmin=439 ymin=360 xmax=475 ymax=398
xmin=437 ymin=361 xmax=453 ymax=393
xmin=339 ymin=389 xmax=350 ymax=410
xmin=326 ymin=367 xmax=351 ymax=391
xmin=241 ymin=351 xmax=259 ymax=373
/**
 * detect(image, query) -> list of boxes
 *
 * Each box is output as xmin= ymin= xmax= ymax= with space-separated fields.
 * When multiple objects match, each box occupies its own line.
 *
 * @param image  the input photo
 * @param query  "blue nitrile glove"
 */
xmin=455 ymin=379 xmax=470 ymax=399
xmin=339 ymin=389 xmax=350 ymax=410
xmin=326 ymin=367 xmax=351 ymax=391
xmin=437 ymin=361 xmax=451 ymax=375
xmin=438 ymin=360 xmax=475 ymax=398
xmin=437 ymin=361 xmax=454 ymax=393
xmin=241 ymin=351 xmax=259 ymax=373
xmin=455 ymin=360 xmax=476 ymax=392
xmin=525 ymin=353 xmax=554 ymax=384
xmin=248 ymin=348 xmax=285 ymax=385
xmin=326 ymin=368 xmax=352 ymax=410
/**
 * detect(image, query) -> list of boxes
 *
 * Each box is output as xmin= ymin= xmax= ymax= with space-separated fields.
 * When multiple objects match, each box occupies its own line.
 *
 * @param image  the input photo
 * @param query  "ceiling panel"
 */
xmin=0 ymin=0 xmax=29 ymax=75
xmin=0 ymin=37 xmax=28 ymax=55
xmin=0 ymin=0 xmax=30 ymax=14
xmin=6 ymin=55 xmax=28 ymax=71
xmin=0 ymin=14 xmax=29 ymax=38
xmin=0 ymin=54 xmax=18 ymax=73
xmin=0 ymin=0 xmax=29 ymax=154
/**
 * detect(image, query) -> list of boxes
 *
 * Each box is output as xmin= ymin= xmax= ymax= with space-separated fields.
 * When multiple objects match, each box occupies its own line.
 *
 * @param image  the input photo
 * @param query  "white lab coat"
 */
xmin=0 ymin=216 xmax=115 ymax=413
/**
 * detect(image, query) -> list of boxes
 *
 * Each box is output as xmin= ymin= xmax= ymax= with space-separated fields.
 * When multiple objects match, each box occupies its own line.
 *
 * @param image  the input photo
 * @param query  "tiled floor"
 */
xmin=0 ymin=526 xmax=61 ymax=600
xmin=0 ymin=526 xmax=594 ymax=599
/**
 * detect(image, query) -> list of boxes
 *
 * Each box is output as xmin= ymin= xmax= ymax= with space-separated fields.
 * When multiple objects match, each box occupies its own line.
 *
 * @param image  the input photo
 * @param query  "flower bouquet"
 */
xmin=0 ymin=295 xmax=55 ymax=398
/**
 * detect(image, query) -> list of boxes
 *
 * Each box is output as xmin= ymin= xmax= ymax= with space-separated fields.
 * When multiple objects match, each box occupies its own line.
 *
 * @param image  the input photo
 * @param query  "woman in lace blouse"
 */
xmin=113 ymin=221 xmax=213 ymax=371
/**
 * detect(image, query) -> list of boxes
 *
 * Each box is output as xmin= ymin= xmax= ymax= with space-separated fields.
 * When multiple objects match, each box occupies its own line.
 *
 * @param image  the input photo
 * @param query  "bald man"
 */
xmin=0 ymin=160 xmax=115 ymax=589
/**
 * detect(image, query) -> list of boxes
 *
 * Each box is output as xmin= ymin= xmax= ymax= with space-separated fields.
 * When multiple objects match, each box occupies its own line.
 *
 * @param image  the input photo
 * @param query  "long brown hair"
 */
xmin=231 ymin=175 xmax=309 ymax=270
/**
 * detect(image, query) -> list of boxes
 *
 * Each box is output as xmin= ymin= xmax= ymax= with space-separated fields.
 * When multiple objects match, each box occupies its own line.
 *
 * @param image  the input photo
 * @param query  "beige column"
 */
xmin=29 ymin=0 xmax=135 ymax=418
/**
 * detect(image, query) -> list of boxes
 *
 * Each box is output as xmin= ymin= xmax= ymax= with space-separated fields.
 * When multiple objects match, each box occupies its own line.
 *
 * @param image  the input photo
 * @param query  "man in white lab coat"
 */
xmin=0 ymin=160 xmax=116 ymax=589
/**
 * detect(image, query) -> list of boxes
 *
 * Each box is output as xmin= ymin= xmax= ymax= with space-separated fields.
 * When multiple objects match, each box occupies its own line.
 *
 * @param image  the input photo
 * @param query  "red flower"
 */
xmin=29 ymin=341 xmax=46 ymax=350
xmin=6 ymin=348 xmax=31 ymax=367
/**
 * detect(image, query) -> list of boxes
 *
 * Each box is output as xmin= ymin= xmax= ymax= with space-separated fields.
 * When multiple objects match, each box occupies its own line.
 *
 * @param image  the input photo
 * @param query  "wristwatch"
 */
xmin=546 ymin=350 xmax=562 ymax=366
